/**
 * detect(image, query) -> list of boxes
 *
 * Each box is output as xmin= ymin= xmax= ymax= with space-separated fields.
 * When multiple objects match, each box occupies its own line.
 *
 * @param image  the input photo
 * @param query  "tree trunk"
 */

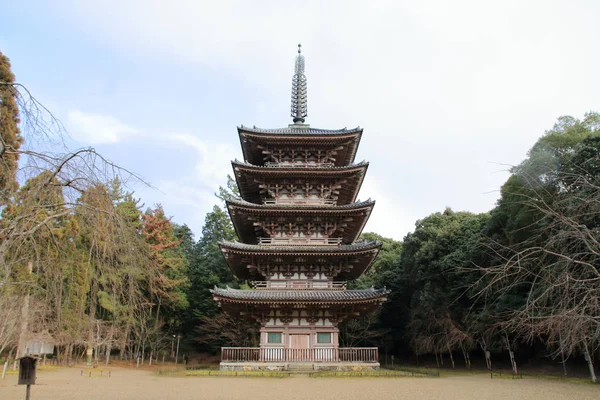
xmin=446 ymin=341 xmax=455 ymax=369
xmin=154 ymin=302 xmax=161 ymax=330
xmin=559 ymin=332 xmax=567 ymax=376
xmin=461 ymin=345 xmax=471 ymax=369
xmin=504 ymin=335 xmax=518 ymax=375
xmin=95 ymin=344 xmax=100 ymax=364
xmin=55 ymin=345 xmax=62 ymax=366
xmin=14 ymin=261 xmax=33 ymax=368
xmin=583 ymin=341 xmax=597 ymax=383
xmin=87 ymin=280 xmax=98 ymax=366
xmin=86 ymin=331 xmax=94 ymax=365
xmin=480 ymin=340 xmax=490 ymax=370
xmin=1 ymin=349 xmax=12 ymax=379
xmin=68 ymin=343 xmax=74 ymax=366
xmin=119 ymin=331 xmax=129 ymax=360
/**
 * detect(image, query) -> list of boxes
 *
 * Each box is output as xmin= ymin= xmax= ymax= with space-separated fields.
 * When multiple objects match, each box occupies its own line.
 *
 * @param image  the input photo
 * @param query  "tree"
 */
xmin=173 ymin=224 xmax=195 ymax=264
xmin=0 ymin=51 xmax=23 ymax=202
xmin=480 ymin=113 xmax=600 ymax=381
xmin=215 ymin=174 xmax=240 ymax=203
xmin=185 ymin=205 xmax=237 ymax=340
xmin=194 ymin=314 xmax=258 ymax=349
xmin=0 ymin=50 xmax=157 ymax=365
xmin=350 ymin=232 xmax=402 ymax=289
xmin=377 ymin=209 xmax=489 ymax=364
xmin=142 ymin=205 xmax=189 ymax=325
xmin=0 ymin=294 xmax=20 ymax=355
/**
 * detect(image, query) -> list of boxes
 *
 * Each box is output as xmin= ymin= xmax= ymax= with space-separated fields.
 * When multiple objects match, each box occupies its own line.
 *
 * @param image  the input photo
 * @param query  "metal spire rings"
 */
xmin=291 ymin=43 xmax=307 ymax=124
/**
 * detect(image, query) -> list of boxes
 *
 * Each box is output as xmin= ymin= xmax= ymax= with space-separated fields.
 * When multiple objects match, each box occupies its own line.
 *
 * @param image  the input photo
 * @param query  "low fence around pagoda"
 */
xmin=221 ymin=347 xmax=378 ymax=363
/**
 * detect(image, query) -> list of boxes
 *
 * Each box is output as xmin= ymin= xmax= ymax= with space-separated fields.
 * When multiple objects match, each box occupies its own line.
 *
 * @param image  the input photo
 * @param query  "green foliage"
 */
xmin=309 ymin=369 xmax=436 ymax=378
xmin=180 ymin=370 xmax=291 ymax=378
xmin=184 ymin=204 xmax=239 ymax=345
xmin=4 ymin=98 xmax=599 ymax=380
xmin=350 ymin=233 xmax=402 ymax=289
xmin=379 ymin=209 xmax=489 ymax=355
xmin=0 ymin=51 xmax=23 ymax=202
xmin=215 ymin=174 xmax=241 ymax=203
xmin=142 ymin=205 xmax=189 ymax=319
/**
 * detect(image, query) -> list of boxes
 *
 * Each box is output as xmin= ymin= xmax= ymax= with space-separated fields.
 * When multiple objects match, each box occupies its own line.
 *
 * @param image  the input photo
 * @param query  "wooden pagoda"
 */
xmin=211 ymin=45 xmax=389 ymax=371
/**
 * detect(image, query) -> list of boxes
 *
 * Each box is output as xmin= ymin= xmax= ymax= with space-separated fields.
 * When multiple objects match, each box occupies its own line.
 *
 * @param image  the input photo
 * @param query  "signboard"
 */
xmin=18 ymin=356 xmax=37 ymax=385
xmin=25 ymin=340 xmax=55 ymax=356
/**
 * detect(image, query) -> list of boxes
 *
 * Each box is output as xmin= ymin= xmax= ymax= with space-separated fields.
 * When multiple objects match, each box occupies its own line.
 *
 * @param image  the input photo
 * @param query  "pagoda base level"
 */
xmin=219 ymin=362 xmax=380 ymax=372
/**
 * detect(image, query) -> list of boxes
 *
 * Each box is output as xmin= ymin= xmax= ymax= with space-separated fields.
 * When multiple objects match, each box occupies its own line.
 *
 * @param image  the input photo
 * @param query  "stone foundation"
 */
xmin=220 ymin=362 xmax=380 ymax=372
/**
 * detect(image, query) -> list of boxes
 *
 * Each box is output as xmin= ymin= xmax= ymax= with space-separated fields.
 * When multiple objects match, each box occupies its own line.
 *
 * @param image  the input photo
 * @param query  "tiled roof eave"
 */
xmin=210 ymin=295 xmax=389 ymax=306
xmin=232 ymin=160 xmax=369 ymax=172
xmin=210 ymin=288 xmax=390 ymax=304
xmin=219 ymin=241 xmax=381 ymax=256
xmin=213 ymin=299 xmax=388 ymax=306
xmin=226 ymin=198 xmax=375 ymax=212
xmin=238 ymin=125 xmax=363 ymax=136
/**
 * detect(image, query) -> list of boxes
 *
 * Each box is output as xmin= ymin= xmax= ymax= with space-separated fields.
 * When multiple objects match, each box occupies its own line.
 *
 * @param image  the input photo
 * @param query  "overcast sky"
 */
xmin=2 ymin=0 xmax=599 ymax=240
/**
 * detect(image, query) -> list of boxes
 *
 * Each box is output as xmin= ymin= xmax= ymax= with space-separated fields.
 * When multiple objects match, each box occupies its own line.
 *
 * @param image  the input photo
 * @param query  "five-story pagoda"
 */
xmin=212 ymin=45 xmax=389 ymax=371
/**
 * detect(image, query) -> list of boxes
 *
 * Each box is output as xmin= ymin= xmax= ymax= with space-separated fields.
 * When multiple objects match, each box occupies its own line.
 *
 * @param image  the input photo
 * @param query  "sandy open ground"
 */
xmin=1 ymin=367 xmax=598 ymax=400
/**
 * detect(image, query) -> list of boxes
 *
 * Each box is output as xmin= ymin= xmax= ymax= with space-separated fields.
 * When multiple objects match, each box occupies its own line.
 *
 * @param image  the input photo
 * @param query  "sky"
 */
xmin=1 ymin=0 xmax=599 ymax=241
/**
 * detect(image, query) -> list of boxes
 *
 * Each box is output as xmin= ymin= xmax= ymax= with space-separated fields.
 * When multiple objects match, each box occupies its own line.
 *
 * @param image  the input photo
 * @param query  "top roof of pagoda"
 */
xmin=238 ymin=125 xmax=363 ymax=136
xmin=237 ymin=125 xmax=363 ymax=167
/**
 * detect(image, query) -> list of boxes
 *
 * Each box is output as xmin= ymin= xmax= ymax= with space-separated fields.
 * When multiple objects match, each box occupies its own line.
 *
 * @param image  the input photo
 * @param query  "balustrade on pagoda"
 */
xmin=257 ymin=236 xmax=342 ymax=246
xmin=252 ymin=281 xmax=347 ymax=290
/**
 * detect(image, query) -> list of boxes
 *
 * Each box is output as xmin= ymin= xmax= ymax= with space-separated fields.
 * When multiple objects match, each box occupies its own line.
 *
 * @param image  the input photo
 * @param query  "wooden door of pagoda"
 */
xmin=288 ymin=334 xmax=310 ymax=361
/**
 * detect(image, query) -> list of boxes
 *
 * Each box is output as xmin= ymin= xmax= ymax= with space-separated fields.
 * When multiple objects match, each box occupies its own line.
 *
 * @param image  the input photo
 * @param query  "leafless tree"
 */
xmin=476 ymin=169 xmax=600 ymax=382
xmin=0 ymin=81 xmax=152 ymax=363
xmin=0 ymin=295 xmax=20 ymax=355
xmin=195 ymin=313 xmax=259 ymax=349
xmin=338 ymin=312 xmax=389 ymax=348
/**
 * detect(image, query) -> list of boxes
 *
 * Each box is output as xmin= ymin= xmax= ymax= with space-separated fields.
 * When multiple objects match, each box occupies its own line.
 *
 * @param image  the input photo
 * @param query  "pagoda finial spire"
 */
xmin=291 ymin=43 xmax=307 ymax=124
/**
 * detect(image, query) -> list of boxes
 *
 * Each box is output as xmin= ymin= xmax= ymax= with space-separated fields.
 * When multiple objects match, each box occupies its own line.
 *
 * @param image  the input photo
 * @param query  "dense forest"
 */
xmin=1 ymin=51 xmax=599 ymax=381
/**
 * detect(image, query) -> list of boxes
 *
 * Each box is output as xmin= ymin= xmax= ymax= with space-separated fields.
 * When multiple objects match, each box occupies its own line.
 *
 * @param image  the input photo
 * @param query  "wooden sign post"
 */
xmin=18 ymin=356 xmax=37 ymax=400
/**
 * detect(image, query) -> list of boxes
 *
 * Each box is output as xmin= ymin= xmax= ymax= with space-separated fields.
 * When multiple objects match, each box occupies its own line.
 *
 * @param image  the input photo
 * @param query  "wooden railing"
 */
xmin=252 ymin=281 xmax=347 ymax=290
xmin=263 ymin=198 xmax=336 ymax=206
xmin=258 ymin=237 xmax=342 ymax=246
xmin=264 ymin=162 xmax=335 ymax=168
xmin=221 ymin=347 xmax=378 ymax=363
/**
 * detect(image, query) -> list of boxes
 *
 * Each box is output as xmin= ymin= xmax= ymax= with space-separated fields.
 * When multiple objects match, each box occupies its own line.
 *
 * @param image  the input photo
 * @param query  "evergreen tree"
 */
xmin=0 ymin=51 xmax=23 ymax=203
xmin=142 ymin=205 xmax=189 ymax=325
xmin=185 ymin=205 xmax=239 ymax=349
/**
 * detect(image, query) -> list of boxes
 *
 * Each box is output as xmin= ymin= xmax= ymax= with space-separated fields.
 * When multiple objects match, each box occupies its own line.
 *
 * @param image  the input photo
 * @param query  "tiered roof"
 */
xmin=238 ymin=125 xmax=363 ymax=167
xmin=232 ymin=160 xmax=368 ymax=205
xmin=226 ymin=198 xmax=375 ymax=245
xmin=219 ymin=240 xmax=381 ymax=280
xmin=212 ymin=286 xmax=389 ymax=305
xmin=212 ymin=45 xmax=388 ymax=310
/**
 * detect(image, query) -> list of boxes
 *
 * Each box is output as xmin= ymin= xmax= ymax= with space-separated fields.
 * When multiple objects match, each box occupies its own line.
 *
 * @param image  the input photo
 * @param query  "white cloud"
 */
xmin=55 ymin=1 xmax=600 ymax=239
xmin=63 ymin=106 xmax=236 ymax=235
xmin=168 ymin=134 xmax=237 ymax=191
xmin=67 ymin=110 xmax=139 ymax=144
xmin=139 ymin=133 xmax=238 ymax=235
xmin=359 ymin=178 xmax=419 ymax=240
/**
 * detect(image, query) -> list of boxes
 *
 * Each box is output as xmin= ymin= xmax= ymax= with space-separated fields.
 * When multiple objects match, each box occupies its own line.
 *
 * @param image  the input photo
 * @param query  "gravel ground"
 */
xmin=1 ymin=367 xmax=598 ymax=400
